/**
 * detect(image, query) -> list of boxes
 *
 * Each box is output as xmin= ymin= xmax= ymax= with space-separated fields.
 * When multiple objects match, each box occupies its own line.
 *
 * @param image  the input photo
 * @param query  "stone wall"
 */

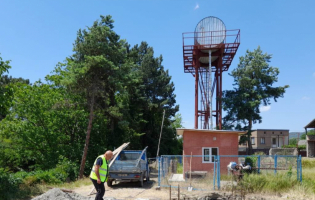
xmin=269 ymin=148 xmax=298 ymax=156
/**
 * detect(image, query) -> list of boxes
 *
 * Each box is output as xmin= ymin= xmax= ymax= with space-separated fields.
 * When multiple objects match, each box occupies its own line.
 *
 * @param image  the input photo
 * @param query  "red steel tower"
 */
xmin=182 ymin=16 xmax=240 ymax=130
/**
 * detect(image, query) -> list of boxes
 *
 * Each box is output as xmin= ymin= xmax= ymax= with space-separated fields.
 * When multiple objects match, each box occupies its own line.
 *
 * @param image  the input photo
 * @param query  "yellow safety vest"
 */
xmin=90 ymin=155 xmax=108 ymax=182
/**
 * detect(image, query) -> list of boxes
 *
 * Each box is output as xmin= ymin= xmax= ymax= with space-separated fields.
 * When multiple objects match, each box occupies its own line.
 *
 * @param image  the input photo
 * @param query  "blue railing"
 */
xmin=157 ymin=155 xmax=302 ymax=190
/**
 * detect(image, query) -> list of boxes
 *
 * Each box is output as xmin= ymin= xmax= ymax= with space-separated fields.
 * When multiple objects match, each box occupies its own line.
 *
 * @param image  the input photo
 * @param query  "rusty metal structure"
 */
xmin=182 ymin=16 xmax=240 ymax=130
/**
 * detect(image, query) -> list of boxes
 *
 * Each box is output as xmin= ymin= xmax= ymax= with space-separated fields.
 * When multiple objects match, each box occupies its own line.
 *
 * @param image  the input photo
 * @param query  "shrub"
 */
xmin=0 ymin=157 xmax=79 ymax=199
xmin=254 ymin=151 xmax=266 ymax=156
xmin=0 ymin=168 xmax=23 ymax=200
xmin=243 ymin=156 xmax=257 ymax=174
xmin=55 ymin=156 xmax=79 ymax=181
xmin=282 ymin=144 xmax=306 ymax=150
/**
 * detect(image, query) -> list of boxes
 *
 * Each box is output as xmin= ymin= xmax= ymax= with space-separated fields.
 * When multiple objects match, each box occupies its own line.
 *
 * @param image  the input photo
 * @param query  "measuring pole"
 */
xmin=156 ymin=110 xmax=166 ymax=158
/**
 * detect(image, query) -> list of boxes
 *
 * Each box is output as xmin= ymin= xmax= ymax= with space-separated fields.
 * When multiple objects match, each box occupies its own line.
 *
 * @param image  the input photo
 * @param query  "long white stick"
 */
xmin=156 ymin=110 xmax=165 ymax=158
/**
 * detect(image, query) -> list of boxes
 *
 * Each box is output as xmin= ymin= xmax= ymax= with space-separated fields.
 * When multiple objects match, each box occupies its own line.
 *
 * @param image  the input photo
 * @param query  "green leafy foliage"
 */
xmin=0 ymin=168 xmax=22 ymax=200
xmin=282 ymin=144 xmax=306 ymax=150
xmin=0 ymin=157 xmax=78 ymax=200
xmin=222 ymin=46 xmax=289 ymax=154
xmin=289 ymin=138 xmax=298 ymax=145
xmin=0 ymin=81 xmax=87 ymax=170
xmin=300 ymin=130 xmax=315 ymax=140
xmin=243 ymin=156 xmax=257 ymax=174
xmin=0 ymin=15 xmax=181 ymax=184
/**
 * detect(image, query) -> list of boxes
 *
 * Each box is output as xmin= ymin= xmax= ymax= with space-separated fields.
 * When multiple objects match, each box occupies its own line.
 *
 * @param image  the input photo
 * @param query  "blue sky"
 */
xmin=0 ymin=0 xmax=314 ymax=132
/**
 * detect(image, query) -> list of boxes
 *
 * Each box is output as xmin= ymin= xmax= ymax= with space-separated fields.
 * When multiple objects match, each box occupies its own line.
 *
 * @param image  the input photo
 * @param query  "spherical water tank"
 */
xmin=194 ymin=16 xmax=226 ymax=46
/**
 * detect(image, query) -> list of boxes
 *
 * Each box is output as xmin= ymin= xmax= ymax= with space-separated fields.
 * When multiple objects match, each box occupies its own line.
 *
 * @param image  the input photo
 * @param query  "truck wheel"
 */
xmin=107 ymin=180 xmax=113 ymax=187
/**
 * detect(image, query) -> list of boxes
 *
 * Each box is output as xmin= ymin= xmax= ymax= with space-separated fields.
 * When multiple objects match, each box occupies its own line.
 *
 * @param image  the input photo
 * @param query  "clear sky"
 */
xmin=1 ymin=0 xmax=314 ymax=132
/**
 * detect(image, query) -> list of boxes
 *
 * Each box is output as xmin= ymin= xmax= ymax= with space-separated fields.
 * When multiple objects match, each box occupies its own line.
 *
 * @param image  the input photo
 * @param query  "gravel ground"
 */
xmin=31 ymin=188 xmax=115 ymax=200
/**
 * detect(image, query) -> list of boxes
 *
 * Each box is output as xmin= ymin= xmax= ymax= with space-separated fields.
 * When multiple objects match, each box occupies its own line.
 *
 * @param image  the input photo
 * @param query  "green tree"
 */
xmin=0 ymin=81 xmax=87 ymax=170
xmin=0 ymin=55 xmax=30 ymax=121
xmin=58 ymin=15 xmax=127 ymax=178
xmin=0 ymin=55 xmax=13 ymax=121
xmin=127 ymin=42 xmax=179 ymax=156
xmin=222 ymin=46 xmax=289 ymax=154
xmin=289 ymin=138 xmax=297 ymax=145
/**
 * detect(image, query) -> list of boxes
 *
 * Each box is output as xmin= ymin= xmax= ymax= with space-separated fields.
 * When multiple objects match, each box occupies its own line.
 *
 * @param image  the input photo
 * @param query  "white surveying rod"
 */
xmin=156 ymin=110 xmax=165 ymax=157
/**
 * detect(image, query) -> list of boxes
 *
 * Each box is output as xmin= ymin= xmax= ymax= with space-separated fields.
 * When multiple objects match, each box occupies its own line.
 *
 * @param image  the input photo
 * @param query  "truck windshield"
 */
xmin=119 ymin=152 xmax=141 ymax=160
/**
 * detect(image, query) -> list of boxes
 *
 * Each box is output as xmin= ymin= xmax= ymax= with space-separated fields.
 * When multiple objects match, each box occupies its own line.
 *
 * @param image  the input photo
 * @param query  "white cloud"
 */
xmin=194 ymin=3 xmax=199 ymax=10
xmin=302 ymin=96 xmax=310 ymax=100
xmin=260 ymin=105 xmax=271 ymax=112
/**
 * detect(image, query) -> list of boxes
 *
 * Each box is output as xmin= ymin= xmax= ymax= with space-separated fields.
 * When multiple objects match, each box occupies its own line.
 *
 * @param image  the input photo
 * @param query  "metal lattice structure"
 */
xmin=183 ymin=16 xmax=240 ymax=129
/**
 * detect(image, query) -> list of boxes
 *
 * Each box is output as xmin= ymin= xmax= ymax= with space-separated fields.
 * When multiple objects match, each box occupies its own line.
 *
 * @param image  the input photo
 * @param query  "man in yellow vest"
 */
xmin=90 ymin=150 xmax=113 ymax=200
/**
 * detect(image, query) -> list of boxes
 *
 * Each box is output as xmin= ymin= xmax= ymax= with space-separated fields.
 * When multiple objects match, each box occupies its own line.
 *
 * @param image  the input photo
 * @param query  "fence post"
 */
xmin=299 ymin=155 xmax=302 ymax=182
xmin=257 ymin=155 xmax=261 ymax=174
xmin=296 ymin=156 xmax=300 ymax=181
xmin=274 ymin=155 xmax=278 ymax=174
xmin=158 ymin=157 xmax=161 ymax=187
xmin=213 ymin=155 xmax=216 ymax=190
xmin=217 ymin=155 xmax=220 ymax=190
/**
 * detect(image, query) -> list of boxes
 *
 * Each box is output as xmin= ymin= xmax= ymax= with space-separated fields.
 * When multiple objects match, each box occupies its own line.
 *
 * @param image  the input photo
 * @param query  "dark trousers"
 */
xmin=90 ymin=178 xmax=105 ymax=200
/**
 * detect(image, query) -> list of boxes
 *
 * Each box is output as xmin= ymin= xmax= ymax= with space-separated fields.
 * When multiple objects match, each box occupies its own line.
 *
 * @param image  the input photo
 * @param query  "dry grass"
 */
xmin=36 ymin=177 xmax=92 ymax=193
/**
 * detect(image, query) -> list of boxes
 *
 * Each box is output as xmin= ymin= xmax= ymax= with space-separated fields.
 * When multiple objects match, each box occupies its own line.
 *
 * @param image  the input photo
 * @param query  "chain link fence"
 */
xmin=158 ymin=155 xmax=302 ymax=192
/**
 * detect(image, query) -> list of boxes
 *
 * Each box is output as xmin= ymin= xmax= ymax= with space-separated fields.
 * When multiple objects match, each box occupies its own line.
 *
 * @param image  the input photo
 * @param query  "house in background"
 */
xmin=305 ymin=119 xmax=315 ymax=157
xmin=176 ymin=129 xmax=244 ymax=175
xmin=239 ymin=129 xmax=289 ymax=154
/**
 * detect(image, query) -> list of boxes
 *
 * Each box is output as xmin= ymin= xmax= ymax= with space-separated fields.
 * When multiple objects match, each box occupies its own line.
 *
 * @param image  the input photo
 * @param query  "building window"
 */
xmin=251 ymin=137 xmax=255 ymax=145
xmin=264 ymin=131 xmax=266 ymax=134
xmin=272 ymin=138 xmax=277 ymax=145
xmin=280 ymin=132 xmax=282 ymax=134
xmin=260 ymin=137 xmax=265 ymax=144
xmin=272 ymin=132 xmax=274 ymax=134
xmin=202 ymin=147 xmax=219 ymax=163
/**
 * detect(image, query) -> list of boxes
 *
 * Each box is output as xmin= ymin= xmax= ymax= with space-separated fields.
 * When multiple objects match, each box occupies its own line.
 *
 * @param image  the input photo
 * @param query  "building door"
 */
xmin=272 ymin=138 xmax=277 ymax=148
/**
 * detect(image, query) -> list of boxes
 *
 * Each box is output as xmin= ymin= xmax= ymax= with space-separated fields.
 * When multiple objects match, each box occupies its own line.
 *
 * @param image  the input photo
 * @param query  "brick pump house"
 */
xmin=176 ymin=129 xmax=245 ymax=175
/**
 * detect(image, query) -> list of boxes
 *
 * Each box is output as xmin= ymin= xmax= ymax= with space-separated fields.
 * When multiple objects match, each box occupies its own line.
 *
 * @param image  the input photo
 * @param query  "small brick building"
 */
xmin=176 ymin=129 xmax=244 ymax=175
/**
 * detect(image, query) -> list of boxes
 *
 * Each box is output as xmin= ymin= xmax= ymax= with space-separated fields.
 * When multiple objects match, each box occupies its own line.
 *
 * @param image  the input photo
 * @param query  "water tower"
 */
xmin=182 ymin=16 xmax=240 ymax=130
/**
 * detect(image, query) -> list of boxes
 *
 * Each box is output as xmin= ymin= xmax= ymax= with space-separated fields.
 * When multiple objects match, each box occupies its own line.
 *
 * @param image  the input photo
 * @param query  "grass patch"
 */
xmin=302 ymin=158 xmax=315 ymax=168
xmin=232 ymin=167 xmax=315 ymax=197
xmin=43 ymin=177 xmax=92 ymax=190
xmin=176 ymin=163 xmax=183 ymax=174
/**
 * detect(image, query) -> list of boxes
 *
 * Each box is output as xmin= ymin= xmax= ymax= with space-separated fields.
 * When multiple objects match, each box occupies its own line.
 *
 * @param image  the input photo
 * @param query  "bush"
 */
xmin=243 ymin=156 xmax=257 ymax=174
xmin=0 ymin=157 xmax=79 ymax=199
xmin=20 ymin=157 xmax=78 ymax=185
xmin=254 ymin=151 xmax=266 ymax=156
xmin=282 ymin=144 xmax=306 ymax=150
xmin=289 ymin=138 xmax=297 ymax=145
xmin=0 ymin=168 xmax=23 ymax=200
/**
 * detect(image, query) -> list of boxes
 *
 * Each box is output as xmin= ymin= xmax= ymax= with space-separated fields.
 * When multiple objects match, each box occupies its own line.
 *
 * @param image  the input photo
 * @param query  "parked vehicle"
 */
xmin=108 ymin=147 xmax=149 ymax=187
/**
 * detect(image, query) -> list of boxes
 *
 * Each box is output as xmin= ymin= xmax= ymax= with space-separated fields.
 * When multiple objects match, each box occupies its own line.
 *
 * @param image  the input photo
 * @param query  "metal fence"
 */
xmin=158 ymin=155 xmax=302 ymax=191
